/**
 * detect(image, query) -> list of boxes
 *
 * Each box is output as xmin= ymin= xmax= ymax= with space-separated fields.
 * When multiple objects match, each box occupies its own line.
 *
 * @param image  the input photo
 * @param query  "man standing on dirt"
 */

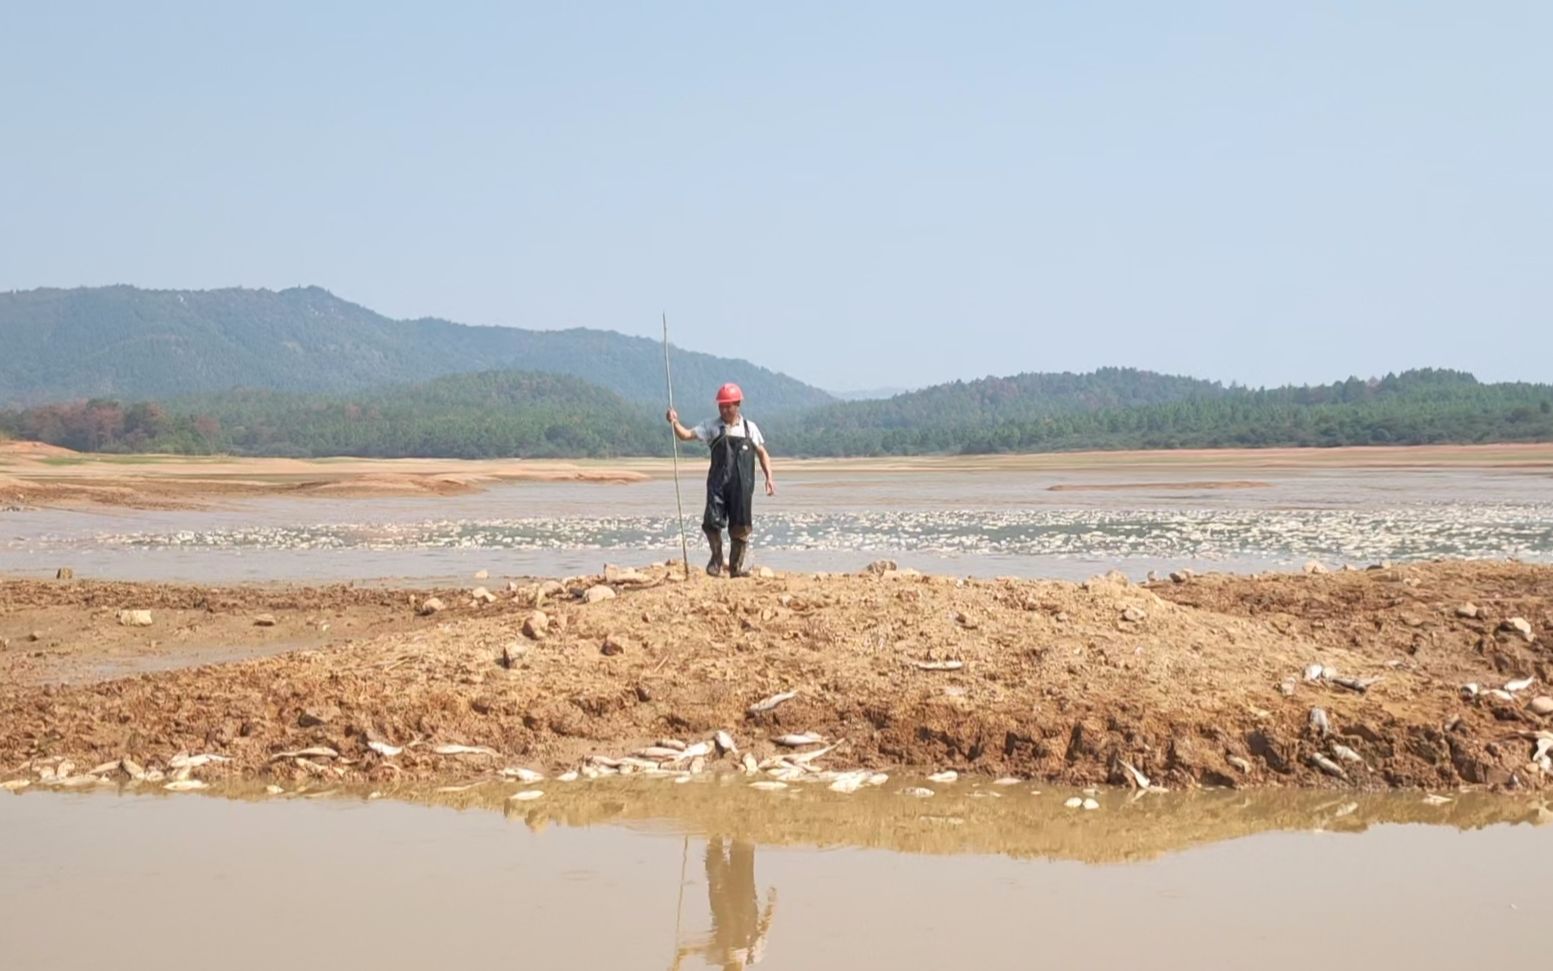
xmin=666 ymin=382 xmax=775 ymax=577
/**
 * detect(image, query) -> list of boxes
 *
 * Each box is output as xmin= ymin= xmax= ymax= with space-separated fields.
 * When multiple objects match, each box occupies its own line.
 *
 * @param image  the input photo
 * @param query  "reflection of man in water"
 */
xmin=671 ymin=837 xmax=777 ymax=970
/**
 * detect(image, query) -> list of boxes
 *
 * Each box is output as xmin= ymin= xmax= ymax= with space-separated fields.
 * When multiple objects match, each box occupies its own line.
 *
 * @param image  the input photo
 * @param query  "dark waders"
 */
xmin=702 ymin=421 xmax=757 ymax=577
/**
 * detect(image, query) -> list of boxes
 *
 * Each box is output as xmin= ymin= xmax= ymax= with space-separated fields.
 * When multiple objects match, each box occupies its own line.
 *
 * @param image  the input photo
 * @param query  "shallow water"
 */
xmin=4 ymin=782 xmax=1551 ymax=970
xmin=3 ymin=465 xmax=1550 ymax=582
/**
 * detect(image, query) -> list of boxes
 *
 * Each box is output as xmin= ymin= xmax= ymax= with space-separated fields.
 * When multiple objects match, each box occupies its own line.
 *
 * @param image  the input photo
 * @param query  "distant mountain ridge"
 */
xmin=0 ymin=285 xmax=835 ymax=413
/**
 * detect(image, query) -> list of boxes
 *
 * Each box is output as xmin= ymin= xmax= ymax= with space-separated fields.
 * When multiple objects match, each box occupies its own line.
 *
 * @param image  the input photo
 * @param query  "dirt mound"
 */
xmin=2 ymin=562 xmax=1550 ymax=792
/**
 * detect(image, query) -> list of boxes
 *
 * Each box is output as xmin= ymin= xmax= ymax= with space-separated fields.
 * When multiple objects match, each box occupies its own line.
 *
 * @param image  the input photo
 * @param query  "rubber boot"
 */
xmin=729 ymin=538 xmax=751 ymax=578
xmin=704 ymin=529 xmax=724 ymax=577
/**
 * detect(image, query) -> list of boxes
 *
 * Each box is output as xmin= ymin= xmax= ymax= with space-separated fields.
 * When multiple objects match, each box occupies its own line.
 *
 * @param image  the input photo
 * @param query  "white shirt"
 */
xmin=692 ymin=416 xmax=765 ymax=448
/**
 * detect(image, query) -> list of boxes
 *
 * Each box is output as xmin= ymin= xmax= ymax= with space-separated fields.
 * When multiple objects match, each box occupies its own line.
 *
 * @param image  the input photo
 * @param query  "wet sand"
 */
xmin=2 ymin=441 xmax=1548 ymax=509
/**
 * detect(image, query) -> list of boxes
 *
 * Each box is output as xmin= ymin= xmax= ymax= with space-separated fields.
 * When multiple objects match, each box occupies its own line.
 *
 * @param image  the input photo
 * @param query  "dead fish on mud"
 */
xmin=1504 ymin=676 xmax=1536 ymax=694
xmin=927 ymin=770 xmax=959 ymax=784
xmin=741 ymin=753 xmax=759 ymax=774
xmin=1227 ymin=755 xmax=1253 ymax=774
xmin=367 ymin=741 xmax=404 ymax=758
xmin=1330 ymin=744 xmax=1365 ymax=765
xmin=747 ymin=691 xmax=798 ymax=715
xmin=749 ymin=781 xmax=788 ymax=791
xmin=914 ymin=660 xmax=964 ymax=671
xmin=1119 ymin=761 xmax=1151 ymax=790
xmin=1308 ymin=753 xmax=1347 ymax=779
xmin=636 ymin=746 xmax=683 ymax=760
xmin=1422 ymin=793 xmax=1453 ymax=807
xmin=675 ymin=741 xmax=712 ymax=761
xmin=507 ymin=790 xmax=544 ymax=802
xmin=901 ymin=787 xmax=935 ymax=798
xmin=1309 ymin=708 xmax=1331 ymax=737
xmin=432 ymin=744 xmax=499 ymax=757
xmin=271 ymin=746 xmax=340 ymax=761
xmin=163 ymin=780 xmax=208 ymax=791
xmin=168 ymin=753 xmax=231 ymax=770
xmin=500 ymin=767 xmax=544 ymax=784
xmin=1329 ymin=675 xmax=1382 ymax=694
xmin=2 ymin=779 xmax=31 ymax=792
xmin=714 ymin=731 xmax=739 ymax=755
xmin=774 ymin=732 xmax=825 ymax=748
xmin=828 ymin=771 xmax=871 ymax=793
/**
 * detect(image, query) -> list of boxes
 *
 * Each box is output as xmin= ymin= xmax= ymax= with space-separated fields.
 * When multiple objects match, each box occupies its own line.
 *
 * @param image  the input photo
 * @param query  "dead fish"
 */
xmin=500 ymin=767 xmax=544 ymax=784
xmin=1119 ymin=761 xmax=1151 ymax=790
xmin=56 ymin=760 xmax=76 ymax=778
xmin=828 ymin=771 xmax=870 ymax=793
xmin=1227 ymin=755 xmax=1252 ymax=774
xmin=655 ymin=738 xmax=688 ymax=752
xmin=435 ymin=783 xmax=482 ymax=793
xmin=1302 ymin=663 xmax=1325 ymax=682
xmin=1333 ymin=802 xmax=1359 ymax=818
xmin=1082 ymin=798 xmax=1100 ymax=811
xmin=927 ymin=770 xmax=959 ymax=784
xmin=749 ymin=781 xmax=788 ymax=791
xmin=168 ymin=753 xmax=230 ymax=770
xmin=431 ymin=744 xmax=498 ymax=757
xmin=163 ymin=780 xmax=208 ymax=791
xmin=785 ymin=743 xmax=839 ymax=764
xmin=272 ymin=746 xmax=340 ymax=761
xmin=901 ymin=787 xmax=935 ymax=798
xmin=1308 ymin=753 xmax=1347 ymax=779
xmin=619 ymin=757 xmax=660 ymax=770
xmin=2 ymin=779 xmax=31 ymax=792
xmin=740 ymin=752 xmax=759 ymax=775
xmin=774 ymin=732 xmax=824 ymax=748
xmin=677 ymin=741 xmax=712 ymax=760
xmin=1309 ymin=707 xmax=1331 ymax=737
xmin=508 ymin=790 xmax=544 ymax=802
xmin=1329 ymin=675 xmax=1381 ymax=694
xmin=867 ymin=773 xmax=889 ymax=786
xmin=993 ymin=777 xmax=1022 ymax=786
xmin=367 ymin=741 xmax=403 ymax=758
xmin=1278 ymin=679 xmax=1296 ymax=697
xmin=1064 ymin=796 xmax=1084 ymax=809
xmin=747 ymin=691 xmax=797 ymax=715
xmin=587 ymin=755 xmax=623 ymax=768
xmin=1505 ymin=676 xmax=1536 ymax=694
xmin=558 ymin=771 xmax=580 ymax=783
xmin=1331 ymin=744 xmax=1364 ymax=765
xmin=914 ymin=660 xmax=964 ymax=671
xmin=1534 ymin=738 xmax=1553 ymax=762
xmin=1485 ymin=689 xmax=1515 ymax=703
xmin=714 ymin=731 xmax=739 ymax=756
xmin=120 ymin=758 xmax=146 ymax=781
xmin=1460 ymin=683 xmax=1480 ymax=700
xmin=87 ymin=761 xmax=120 ymax=776
xmin=1422 ymin=793 xmax=1453 ymax=807
xmin=636 ymin=746 xmax=683 ymax=760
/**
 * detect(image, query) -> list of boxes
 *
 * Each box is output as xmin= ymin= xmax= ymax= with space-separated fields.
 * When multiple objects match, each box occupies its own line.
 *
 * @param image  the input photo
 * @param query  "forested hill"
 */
xmin=768 ymin=368 xmax=1553 ymax=455
xmin=0 ymin=370 xmax=666 ymax=459
xmin=0 ymin=285 xmax=834 ymax=414
xmin=2 ymin=367 xmax=1548 ymax=459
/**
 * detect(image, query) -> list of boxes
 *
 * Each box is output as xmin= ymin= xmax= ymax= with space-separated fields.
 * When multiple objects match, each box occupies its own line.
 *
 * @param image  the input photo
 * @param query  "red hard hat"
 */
xmin=715 ymin=382 xmax=743 ymax=405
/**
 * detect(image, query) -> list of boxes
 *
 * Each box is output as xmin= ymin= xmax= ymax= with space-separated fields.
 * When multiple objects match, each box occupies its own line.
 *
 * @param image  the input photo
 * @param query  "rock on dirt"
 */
xmin=1529 ymin=696 xmax=1553 ymax=717
xmin=863 ymin=560 xmax=898 ymax=575
xmin=253 ymin=613 xmax=278 ymax=627
xmin=1502 ymin=617 xmax=1534 ymax=642
xmin=117 ymin=609 xmax=153 ymax=627
xmin=416 ymin=597 xmax=446 ymax=617
xmin=55 ymin=568 xmax=74 ymax=580
xmin=600 ymin=634 xmax=632 ymax=657
xmin=522 ymin=610 xmax=550 ymax=640
xmin=1456 ymin=603 xmax=1480 ymax=619
xmin=1303 ymin=560 xmax=1329 ymax=575
xmin=583 ymin=585 xmax=617 ymax=604
xmin=471 ymin=587 xmax=498 ymax=604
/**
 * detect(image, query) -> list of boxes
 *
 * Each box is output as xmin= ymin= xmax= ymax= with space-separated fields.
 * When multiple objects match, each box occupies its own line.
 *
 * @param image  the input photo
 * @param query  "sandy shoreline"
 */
xmin=2 ymin=440 xmax=1549 ymax=509
xmin=3 ymin=560 xmax=1549 ymax=794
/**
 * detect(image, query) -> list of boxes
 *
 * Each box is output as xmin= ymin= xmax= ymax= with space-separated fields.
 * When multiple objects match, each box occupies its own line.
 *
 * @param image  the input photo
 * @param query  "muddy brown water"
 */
xmin=4 ymin=781 xmax=1552 ymax=970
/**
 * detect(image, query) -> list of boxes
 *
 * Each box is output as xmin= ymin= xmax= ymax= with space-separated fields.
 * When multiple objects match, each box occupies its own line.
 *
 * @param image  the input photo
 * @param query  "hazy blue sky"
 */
xmin=2 ymin=2 xmax=1547 ymax=392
